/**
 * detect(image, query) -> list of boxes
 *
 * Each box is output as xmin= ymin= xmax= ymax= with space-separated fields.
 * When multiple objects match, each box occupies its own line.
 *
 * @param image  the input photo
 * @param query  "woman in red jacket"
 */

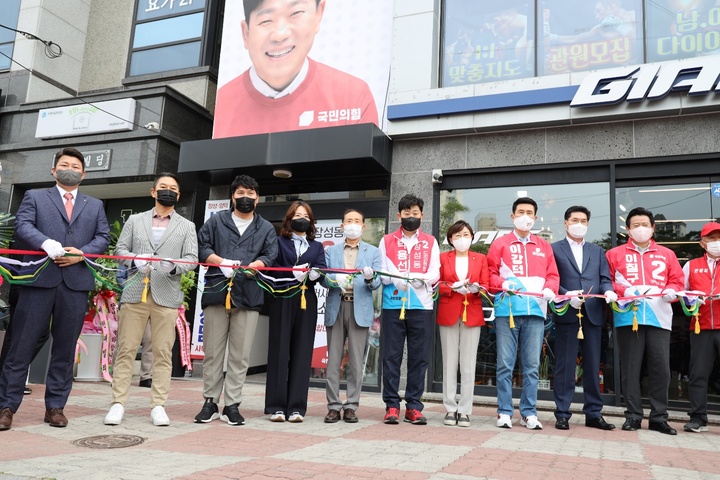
xmin=438 ymin=220 xmax=489 ymax=427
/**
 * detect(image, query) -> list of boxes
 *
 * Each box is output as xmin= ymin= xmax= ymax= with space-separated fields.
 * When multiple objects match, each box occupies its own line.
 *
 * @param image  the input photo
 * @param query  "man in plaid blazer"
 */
xmin=104 ymin=173 xmax=198 ymax=427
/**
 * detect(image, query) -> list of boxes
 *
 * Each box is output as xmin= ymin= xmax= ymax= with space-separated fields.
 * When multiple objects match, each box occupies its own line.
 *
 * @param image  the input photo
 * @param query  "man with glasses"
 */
xmin=606 ymin=207 xmax=684 ymax=435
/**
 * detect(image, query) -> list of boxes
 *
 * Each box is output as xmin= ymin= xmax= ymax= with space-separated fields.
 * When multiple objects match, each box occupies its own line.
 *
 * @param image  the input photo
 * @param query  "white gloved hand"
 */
xmin=41 ymin=239 xmax=65 ymax=260
xmin=308 ymin=268 xmax=321 ymax=281
xmin=334 ymin=273 xmax=349 ymax=290
xmin=604 ymin=290 xmax=618 ymax=304
xmin=662 ymin=288 xmax=677 ymax=303
xmin=564 ymin=290 xmax=582 ymax=309
xmin=623 ymin=286 xmax=639 ymax=299
xmin=159 ymin=259 xmax=176 ymax=274
xmin=219 ymin=259 xmax=239 ymax=278
xmin=456 ymin=286 xmax=471 ymax=295
xmin=502 ymin=280 xmax=518 ymax=291
xmin=392 ymin=277 xmax=409 ymax=292
xmin=361 ymin=266 xmax=374 ymax=281
xmin=293 ymin=263 xmax=309 ymax=282
xmin=467 ymin=283 xmax=481 ymax=294
xmin=451 ymin=280 xmax=465 ymax=289
xmin=410 ymin=278 xmax=426 ymax=290
xmin=542 ymin=288 xmax=556 ymax=302
xmin=134 ymin=253 xmax=153 ymax=273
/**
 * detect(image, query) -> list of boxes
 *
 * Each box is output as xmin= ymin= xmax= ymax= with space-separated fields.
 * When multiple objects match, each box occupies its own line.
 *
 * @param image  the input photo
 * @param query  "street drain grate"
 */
xmin=72 ymin=434 xmax=145 ymax=449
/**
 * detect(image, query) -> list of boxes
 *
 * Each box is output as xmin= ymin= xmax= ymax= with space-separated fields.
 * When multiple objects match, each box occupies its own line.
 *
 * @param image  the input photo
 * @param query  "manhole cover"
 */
xmin=73 ymin=434 xmax=145 ymax=449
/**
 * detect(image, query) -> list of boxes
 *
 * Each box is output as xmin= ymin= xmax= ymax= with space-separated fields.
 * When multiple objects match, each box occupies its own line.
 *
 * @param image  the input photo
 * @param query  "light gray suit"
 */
xmin=323 ymin=240 xmax=382 ymax=413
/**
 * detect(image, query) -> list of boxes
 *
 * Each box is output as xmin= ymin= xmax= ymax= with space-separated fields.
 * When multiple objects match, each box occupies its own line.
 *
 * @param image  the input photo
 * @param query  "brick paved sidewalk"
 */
xmin=1 ymin=376 xmax=719 ymax=480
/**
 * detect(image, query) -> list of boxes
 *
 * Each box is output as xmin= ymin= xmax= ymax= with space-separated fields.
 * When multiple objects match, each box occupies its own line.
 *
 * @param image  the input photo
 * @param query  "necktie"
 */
xmin=64 ymin=192 xmax=73 ymax=221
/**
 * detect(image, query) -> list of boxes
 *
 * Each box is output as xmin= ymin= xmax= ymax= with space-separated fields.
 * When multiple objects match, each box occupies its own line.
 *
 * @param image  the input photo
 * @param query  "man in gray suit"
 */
xmin=0 ymin=147 xmax=110 ymax=431
xmin=323 ymin=209 xmax=382 ymax=423
xmin=104 ymin=173 xmax=198 ymax=426
xmin=551 ymin=205 xmax=617 ymax=431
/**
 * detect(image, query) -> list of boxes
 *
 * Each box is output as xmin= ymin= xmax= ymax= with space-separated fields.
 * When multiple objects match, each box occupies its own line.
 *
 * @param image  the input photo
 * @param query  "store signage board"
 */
xmin=35 ymin=99 xmax=136 ymax=139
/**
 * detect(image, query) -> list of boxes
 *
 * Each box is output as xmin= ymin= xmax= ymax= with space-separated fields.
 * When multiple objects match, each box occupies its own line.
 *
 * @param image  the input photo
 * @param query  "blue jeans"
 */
xmin=495 ymin=315 xmax=545 ymax=417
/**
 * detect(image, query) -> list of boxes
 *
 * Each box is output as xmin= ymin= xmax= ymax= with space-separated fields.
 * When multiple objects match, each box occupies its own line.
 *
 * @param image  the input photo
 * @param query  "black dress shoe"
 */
xmin=139 ymin=379 xmax=152 ymax=388
xmin=586 ymin=416 xmax=616 ymax=430
xmin=23 ymin=386 xmax=32 ymax=395
xmin=648 ymin=421 xmax=677 ymax=435
xmin=621 ymin=418 xmax=641 ymax=431
xmin=555 ymin=418 xmax=569 ymax=430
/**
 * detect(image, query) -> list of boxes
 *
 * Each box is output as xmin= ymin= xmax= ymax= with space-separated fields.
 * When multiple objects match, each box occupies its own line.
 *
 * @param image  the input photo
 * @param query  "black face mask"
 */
xmin=291 ymin=218 xmax=311 ymax=233
xmin=234 ymin=196 xmax=255 ymax=214
xmin=156 ymin=189 xmax=178 ymax=207
xmin=401 ymin=216 xmax=421 ymax=232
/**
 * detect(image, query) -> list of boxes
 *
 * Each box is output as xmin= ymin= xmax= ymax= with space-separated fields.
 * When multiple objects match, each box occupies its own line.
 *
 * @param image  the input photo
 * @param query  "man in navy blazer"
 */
xmin=322 ymin=209 xmax=382 ymax=423
xmin=0 ymin=147 xmax=110 ymax=431
xmin=551 ymin=206 xmax=617 ymax=431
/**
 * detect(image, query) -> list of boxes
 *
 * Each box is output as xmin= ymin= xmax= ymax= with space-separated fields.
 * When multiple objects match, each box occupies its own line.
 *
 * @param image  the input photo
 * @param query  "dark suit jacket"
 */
xmin=551 ymin=238 xmax=613 ymax=326
xmin=14 ymin=187 xmax=110 ymax=291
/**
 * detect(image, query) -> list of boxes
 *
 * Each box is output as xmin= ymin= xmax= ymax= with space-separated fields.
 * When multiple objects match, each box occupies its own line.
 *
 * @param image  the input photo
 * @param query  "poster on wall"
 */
xmin=190 ymin=199 xmax=232 ymax=360
xmin=213 ymin=0 xmax=393 ymax=138
xmin=443 ymin=0 xmax=536 ymax=86
xmin=537 ymin=0 xmax=643 ymax=76
xmin=646 ymin=0 xmax=720 ymax=62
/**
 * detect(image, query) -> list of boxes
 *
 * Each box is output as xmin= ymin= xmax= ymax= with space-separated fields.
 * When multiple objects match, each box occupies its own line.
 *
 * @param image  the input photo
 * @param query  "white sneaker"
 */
xmin=287 ymin=412 xmax=304 ymax=423
xmin=521 ymin=415 xmax=543 ymax=430
xmin=104 ymin=403 xmax=124 ymax=425
xmin=496 ymin=414 xmax=512 ymax=429
xmin=151 ymin=406 xmax=170 ymax=426
xmin=270 ymin=411 xmax=286 ymax=422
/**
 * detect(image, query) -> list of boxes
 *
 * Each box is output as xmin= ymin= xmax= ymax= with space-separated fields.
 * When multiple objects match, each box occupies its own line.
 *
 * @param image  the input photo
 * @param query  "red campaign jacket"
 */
xmin=686 ymin=256 xmax=720 ymax=330
xmin=437 ymin=250 xmax=490 ymax=327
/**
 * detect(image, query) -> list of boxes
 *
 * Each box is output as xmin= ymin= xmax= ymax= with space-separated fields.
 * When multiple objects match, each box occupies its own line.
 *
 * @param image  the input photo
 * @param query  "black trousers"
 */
xmin=264 ymin=292 xmax=318 ymax=417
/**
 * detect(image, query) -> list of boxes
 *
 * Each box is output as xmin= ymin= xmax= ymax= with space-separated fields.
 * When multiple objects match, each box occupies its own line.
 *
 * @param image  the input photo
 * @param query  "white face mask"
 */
xmin=452 ymin=237 xmax=472 ymax=253
xmin=705 ymin=240 xmax=720 ymax=257
xmin=513 ymin=215 xmax=535 ymax=232
xmin=343 ymin=223 xmax=362 ymax=240
xmin=567 ymin=223 xmax=588 ymax=239
xmin=629 ymin=226 xmax=653 ymax=244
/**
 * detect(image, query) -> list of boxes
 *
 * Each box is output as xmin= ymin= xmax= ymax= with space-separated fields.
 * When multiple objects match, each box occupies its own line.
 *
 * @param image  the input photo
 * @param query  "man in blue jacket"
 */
xmin=323 ymin=209 xmax=382 ymax=423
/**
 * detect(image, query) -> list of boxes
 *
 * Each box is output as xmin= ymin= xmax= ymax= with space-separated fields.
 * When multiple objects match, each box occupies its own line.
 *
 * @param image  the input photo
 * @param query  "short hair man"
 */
xmin=606 ymin=207 xmax=684 ymax=435
xmin=322 ymin=209 xmax=381 ymax=424
xmin=0 ymin=147 xmax=110 ymax=431
xmin=104 ymin=173 xmax=198 ymax=427
xmin=194 ymin=175 xmax=277 ymax=425
xmin=551 ymin=206 xmax=617 ymax=431
xmin=213 ymin=0 xmax=378 ymax=137
xmin=378 ymin=194 xmax=440 ymax=425
xmin=488 ymin=197 xmax=559 ymax=431
xmin=682 ymin=221 xmax=720 ymax=433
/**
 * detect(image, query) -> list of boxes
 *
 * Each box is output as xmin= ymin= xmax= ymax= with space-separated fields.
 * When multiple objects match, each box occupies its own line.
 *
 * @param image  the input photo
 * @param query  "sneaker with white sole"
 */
xmin=221 ymin=404 xmax=245 ymax=426
xmin=287 ymin=412 xmax=304 ymax=423
xmin=496 ymin=413 xmax=512 ymax=429
xmin=443 ymin=412 xmax=457 ymax=426
xmin=457 ymin=414 xmax=470 ymax=427
xmin=151 ymin=406 xmax=170 ymax=426
xmin=521 ymin=415 xmax=543 ymax=430
xmin=104 ymin=403 xmax=124 ymax=425
xmin=194 ymin=398 xmax=219 ymax=423
xmin=270 ymin=411 xmax=286 ymax=422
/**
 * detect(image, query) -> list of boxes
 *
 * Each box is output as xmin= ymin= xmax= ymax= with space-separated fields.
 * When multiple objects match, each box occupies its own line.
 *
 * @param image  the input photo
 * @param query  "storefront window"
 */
xmin=442 ymin=1 xmax=536 ymax=87
xmin=615 ymin=182 xmax=720 ymax=402
xmin=435 ymin=182 xmax=614 ymax=394
xmin=537 ymin=0 xmax=643 ymax=76
xmin=646 ymin=0 xmax=720 ymax=63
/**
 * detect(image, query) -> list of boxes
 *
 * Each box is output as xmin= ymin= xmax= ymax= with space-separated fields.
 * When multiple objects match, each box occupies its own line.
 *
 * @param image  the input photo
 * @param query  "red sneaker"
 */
xmin=384 ymin=407 xmax=400 ymax=424
xmin=404 ymin=408 xmax=427 ymax=425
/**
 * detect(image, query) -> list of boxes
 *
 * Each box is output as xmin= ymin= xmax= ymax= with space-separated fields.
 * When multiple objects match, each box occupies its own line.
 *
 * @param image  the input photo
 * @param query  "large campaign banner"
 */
xmin=538 ymin=0 xmax=643 ymax=76
xmin=443 ymin=1 xmax=536 ymax=86
xmin=213 ymin=0 xmax=393 ymax=138
xmin=190 ymin=199 xmax=231 ymax=360
xmin=646 ymin=0 xmax=720 ymax=62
